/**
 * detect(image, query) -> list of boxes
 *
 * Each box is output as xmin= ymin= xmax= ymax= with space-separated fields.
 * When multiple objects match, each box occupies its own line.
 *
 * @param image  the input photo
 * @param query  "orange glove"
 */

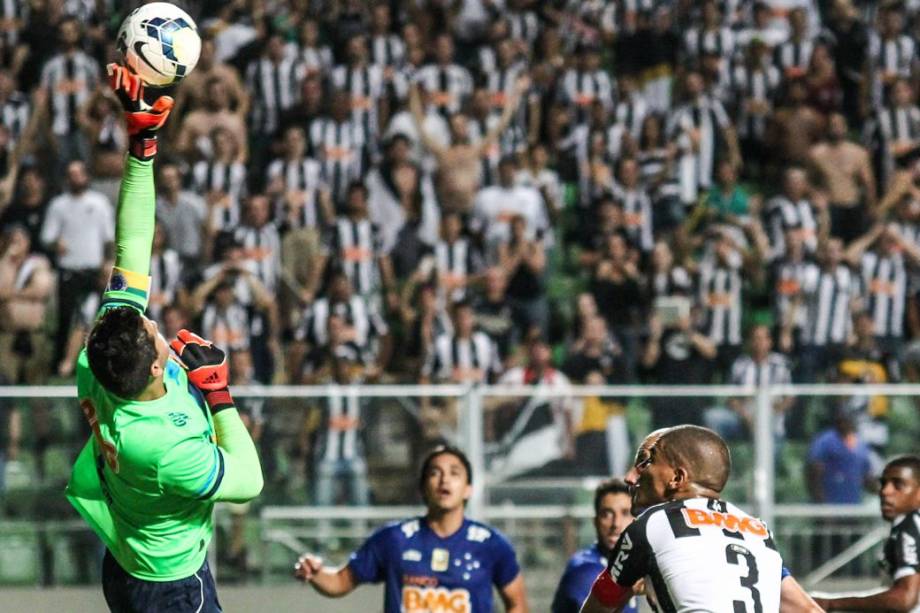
xmin=107 ymin=63 xmax=174 ymax=160
xmin=170 ymin=329 xmax=234 ymax=413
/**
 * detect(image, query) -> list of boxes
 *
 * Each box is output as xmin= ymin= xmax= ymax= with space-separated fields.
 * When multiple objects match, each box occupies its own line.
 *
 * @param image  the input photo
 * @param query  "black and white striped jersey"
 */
xmin=331 ymin=63 xmax=386 ymax=141
xmin=667 ymin=96 xmax=731 ymax=203
xmin=434 ymin=237 xmax=483 ymax=302
xmin=731 ymin=63 xmax=781 ymax=140
xmin=559 ymin=68 xmax=615 ymax=122
xmin=297 ymin=43 xmax=334 ymax=74
xmin=191 ymin=159 xmax=247 ymax=231
xmin=414 ymin=63 xmax=473 ymax=116
xmin=861 ymin=250 xmax=908 ymax=338
xmin=265 ymin=156 xmax=327 ymax=229
xmin=865 ymin=104 xmax=920 ymax=183
xmin=699 ymin=254 xmax=743 ymax=347
xmin=201 ymin=302 xmax=250 ymax=353
xmin=613 ymin=95 xmax=649 ymax=141
xmin=40 ymin=51 xmax=99 ymax=136
xmin=371 ymin=33 xmax=405 ymax=70
xmin=765 ymin=196 xmax=818 ymax=259
xmin=770 ymin=257 xmax=820 ymax=334
xmin=295 ymin=294 xmax=388 ymax=349
xmin=234 ymin=222 xmax=282 ymax=294
xmin=148 ymin=248 xmax=182 ymax=322
xmin=683 ymin=26 xmax=735 ymax=61
xmin=246 ymin=56 xmax=305 ymax=135
xmin=773 ymin=39 xmax=814 ymax=76
xmin=507 ymin=8 xmax=540 ymax=45
xmin=311 ymin=384 xmax=367 ymax=462
xmin=612 ymin=184 xmax=654 ymax=253
xmin=0 ymin=0 xmax=27 ymax=49
xmin=649 ymin=266 xmax=693 ymax=300
xmin=466 ymin=112 xmax=504 ymax=187
xmin=801 ymin=264 xmax=860 ymax=347
xmin=422 ymin=331 xmax=499 ymax=383
xmin=869 ymin=34 xmax=917 ymax=81
xmin=0 ymin=91 xmax=29 ymax=152
xmin=322 ymin=217 xmax=385 ymax=296
xmin=880 ymin=510 xmax=920 ymax=604
xmin=308 ymin=117 xmax=367 ymax=205
xmin=606 ymin=498 xmax=783 ymax=613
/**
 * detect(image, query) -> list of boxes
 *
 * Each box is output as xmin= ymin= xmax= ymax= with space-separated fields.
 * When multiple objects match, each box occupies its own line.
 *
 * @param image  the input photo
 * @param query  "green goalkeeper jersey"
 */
xmin=65 ymin=156 xmax=259 ymax=581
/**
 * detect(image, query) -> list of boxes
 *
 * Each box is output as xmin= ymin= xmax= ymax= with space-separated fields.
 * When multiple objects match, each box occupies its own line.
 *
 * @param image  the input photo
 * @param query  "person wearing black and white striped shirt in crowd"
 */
xmin=773 ymin=8 xmax=814 ymax=79
xmin=612 ymin=75 xmax=648 ymax=142
xmin=290 ymin=268 xmax=390 ymax=381
xmin=480 ymin=37 xmax=531 ymax=153
xmin=705 ymin=324 xmax=793 ymax=443
xmin=309 ymin=181 xmax=396 ymax=308
xmin=771 ymin=228 xmax=820 ymax=357
xmin=698 ymin=229 xmax=746 ymax=375
xmin=434 ymin=212 xmax=484 ymax=304
xmin=191 ymin=126 xmax=248 ymax=235
xmin=414 ymin=33 xmax=473 ymax=118
xmin=667 ymin=71 xmax=740 ymax=208
xmin=300 ymin=314 xmax=373 ymax=506
xmin=612 ymin=158 xmax=653 ymax=254
xmin=234 ymin=195 xmax=281 ymax=296
xmin=682 ymin=1 xmax=734 ymax=67
xmin=867 ymin=4 xmax=917 ymax=108
xmin=847 ymin=223 xmax=920 ymax=356
xmin=148 ymin=222 xmax=184 ymax=325
xmin=731 ymin=40 xmax=781 ymax=178
xmin=309 ymin=89 xmax=368 ymax=207
xmin=332 ymin=34 xmax=387 ymax=150
xmin=245 ymin=31 xmax=306 ymax=143
xmin=798 ymin=238 xmax=861 ymax=383
xmin=369 ymin=3 xmax=405 ymax=73
xmin=765 ymin=167 xmax=822 ymax=260
xmin=0 ymin=70 xmax=30 ymax=158
xmin=265 ymin=125 xmax=333 ymax=233
xmin=467 ymin=88 xmax=509 ymax=188
xmin=506 ymin=0 xmax=540 ymax=47
xmin=39 ymin=17 xmax=98 ymax=173
xmin=421 ymin=300 xmax=499 ymax=385
xmin=295 ymin=18 xmax=333 ymax=76
xmin=865 ymin=78 xmax=920 ymax=187
xmin=559 ymin=43 xmax=614 ymax=124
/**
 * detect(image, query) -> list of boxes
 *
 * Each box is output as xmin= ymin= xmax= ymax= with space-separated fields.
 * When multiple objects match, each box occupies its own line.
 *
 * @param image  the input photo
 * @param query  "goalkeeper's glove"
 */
xmin=170 ymin=329 xmax=234 ymax=414
xmin=107 ymin=63 xmax=173 ymax=161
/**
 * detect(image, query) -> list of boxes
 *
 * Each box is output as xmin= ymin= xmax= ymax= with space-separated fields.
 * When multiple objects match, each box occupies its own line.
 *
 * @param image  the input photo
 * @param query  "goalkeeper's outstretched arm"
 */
xmin=98 ymin=64 xmax=173 ymax=316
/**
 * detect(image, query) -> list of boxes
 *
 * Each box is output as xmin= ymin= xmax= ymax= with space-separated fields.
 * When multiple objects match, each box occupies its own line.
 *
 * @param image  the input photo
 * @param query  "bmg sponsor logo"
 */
xmin=401 ymin=586 xmax=471 ymax=612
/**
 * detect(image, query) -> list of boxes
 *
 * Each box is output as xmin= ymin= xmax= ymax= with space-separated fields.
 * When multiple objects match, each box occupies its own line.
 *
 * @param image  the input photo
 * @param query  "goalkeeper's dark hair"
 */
xmin=885 ymin=454 xmax=920 ymax=482
xmin=419 ymin=445 xmax=473 ymax=491
xmin=87 ymin=307 xmax=157 ymax=399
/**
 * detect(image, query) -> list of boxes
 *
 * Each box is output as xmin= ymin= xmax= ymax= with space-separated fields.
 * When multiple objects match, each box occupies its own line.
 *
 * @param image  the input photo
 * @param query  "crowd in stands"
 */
xmin=0 ymin=0 xmax=918 ymax=494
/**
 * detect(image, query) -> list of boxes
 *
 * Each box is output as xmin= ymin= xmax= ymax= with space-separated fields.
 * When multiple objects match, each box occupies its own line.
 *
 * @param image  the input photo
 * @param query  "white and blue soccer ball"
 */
xmin=117 ymin=2 xmax=201 ymax=88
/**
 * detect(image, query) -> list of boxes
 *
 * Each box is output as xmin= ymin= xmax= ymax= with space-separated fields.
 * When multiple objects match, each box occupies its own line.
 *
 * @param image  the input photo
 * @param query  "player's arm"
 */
xmin=98 ymin=64 xmax=173 ymax=315
xmin=581 ymin=520 xmax=648 ymax=613
xmin=814 ymin=575 xmax=920 ymax=612
xmin=499 ymin=573 xmax=530 ymax=613
xmin=293 ymin=553 xmax=358 ymax=598
xmin=579 ymin=571 xmax=635 ymax=613
xmin=161 ymin=331 xmax=263 ymax=502
xmin=781 ymin=573 xmax=825 ymax=612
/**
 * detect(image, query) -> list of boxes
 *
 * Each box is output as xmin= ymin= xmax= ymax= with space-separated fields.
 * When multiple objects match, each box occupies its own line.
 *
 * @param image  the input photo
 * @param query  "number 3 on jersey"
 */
xmin=726 ymin=543 xmax=762 ymax=613
xmin=80 ymin=399 xmax=119 ymax=472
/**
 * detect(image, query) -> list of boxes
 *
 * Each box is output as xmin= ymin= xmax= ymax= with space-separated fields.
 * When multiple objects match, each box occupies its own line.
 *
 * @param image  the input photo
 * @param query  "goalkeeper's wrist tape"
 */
xmin=129 ymin=136 xmax=158 ymax=161
xmin=204 ymin=388 xmax=235 ymax=414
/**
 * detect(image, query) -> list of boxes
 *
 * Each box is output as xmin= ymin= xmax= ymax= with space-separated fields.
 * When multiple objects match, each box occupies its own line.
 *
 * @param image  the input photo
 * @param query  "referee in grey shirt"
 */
xmin=40 ymin=160 xmax=113 ymax=364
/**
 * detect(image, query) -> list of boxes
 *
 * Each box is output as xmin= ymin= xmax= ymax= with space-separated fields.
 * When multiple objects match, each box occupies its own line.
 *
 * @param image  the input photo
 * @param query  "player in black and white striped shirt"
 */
xmin=581 ymin=425 xmax=809 ymax=613
xmin=814 ymin=454 xmax=920 ymax=613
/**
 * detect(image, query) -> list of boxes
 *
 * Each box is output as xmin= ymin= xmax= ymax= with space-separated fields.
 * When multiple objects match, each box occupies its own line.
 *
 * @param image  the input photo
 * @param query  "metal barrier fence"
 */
xmin=0 ymin=383 xmax=914 ymax=594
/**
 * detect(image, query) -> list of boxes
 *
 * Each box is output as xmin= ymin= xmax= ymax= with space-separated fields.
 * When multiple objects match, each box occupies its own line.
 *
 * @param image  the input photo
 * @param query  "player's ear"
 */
xmin=669 ymin=466 xmax=690 ymax=492
xmin=462 ymin=482 xmax=473 ymax=501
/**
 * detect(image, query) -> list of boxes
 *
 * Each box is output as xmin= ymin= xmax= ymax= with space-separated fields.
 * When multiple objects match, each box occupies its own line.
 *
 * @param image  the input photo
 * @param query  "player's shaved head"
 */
xmin=657 ymin=425 xmax=731 ymax=492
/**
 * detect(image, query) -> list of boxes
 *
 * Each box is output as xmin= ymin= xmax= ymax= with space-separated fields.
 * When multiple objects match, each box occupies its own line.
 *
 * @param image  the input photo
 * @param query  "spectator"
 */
xmin=706 ymin=324 xmax=793 ymax=443
xmin=295 ymin=18 xmax=334 ymax=76
xmin=421 ymin=299 xmax=499 ymax=385
xmin=590 ymin=232 xmax=642 ymax=376
xmin=612 ymin=157 xmax=654 ymax=254
xmin=0 ymin=224 xmax=52 ymax=384
xmin=155 ymin=161 xmax=207 ymax=269
xmin=765 ymin=167 xmax=824 ymax=260
xmin=806 ymin=407 xmax=874 ymax=504
xmin=432 ymin=211 xmax=483 ymax=303
xmin=771 ymin=229 xmax=820 ymax=355
xmin=414 ymin=33 xmax=473 ymax=118
xmin=40 ymin=159 xmax=112 ymax=365
xmin=148 ymin=222 xmax=185 ymax=325
xmin=309 ymin=89 xmax=368 ymax=207
xmin=731 ymin=40 xmax=781 ymax=180
xmin=766 ymin=77 xmax=824 ymax=173
xmin=0 ymin=166 xmax=50 ymax=252
xmin=809 ymin=112 xmax=876 ymax=243
xmin=500 ymin=214 xmax=548 ymax=339
xmin=474 ymin=267 xmax=516 ymax=364
xmin=175 ymin=76 xmax=248 ymax=162
xmin=332 ymin=34 xmax=387 ymax=147
xmin=171 ymin=36 xmax=249 ymax=124
xmin=192 ymin=126 xmax=248 ymax=237
xmin=559 ymin=43 xmax=613 ymax=123
xmin=773 ymin=7 xmax=814 ymax=79
xmin=266 ymin=125 xmax=333 ymax=233
xmin=39 ymin=17 xmax=99 ymax=174
xmin=864 ymin=78 xmax=920 ymax=188
xmin=77 ymin=87 xmax=126 ymax=207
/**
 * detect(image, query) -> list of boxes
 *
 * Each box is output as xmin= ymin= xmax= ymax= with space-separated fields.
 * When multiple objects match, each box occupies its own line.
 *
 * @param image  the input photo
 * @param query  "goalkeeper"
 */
xmin=65 ymin=64 xmax=263 ymax=613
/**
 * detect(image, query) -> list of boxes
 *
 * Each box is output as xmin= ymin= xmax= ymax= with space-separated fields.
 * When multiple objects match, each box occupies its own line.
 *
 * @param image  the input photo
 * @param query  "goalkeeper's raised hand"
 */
xmin=107 ymin=63 xmax=173 ymax=161
xmin=170 ymin=329 xmax=234 ymax=414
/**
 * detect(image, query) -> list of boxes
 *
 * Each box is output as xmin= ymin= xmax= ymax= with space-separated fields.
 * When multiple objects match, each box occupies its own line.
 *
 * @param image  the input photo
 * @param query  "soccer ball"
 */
xmin=117 ymin=2 xmax=201 ymax=88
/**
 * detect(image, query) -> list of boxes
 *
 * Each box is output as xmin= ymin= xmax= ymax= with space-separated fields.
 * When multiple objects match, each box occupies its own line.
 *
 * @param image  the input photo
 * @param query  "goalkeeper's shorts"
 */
xmin=101 ymin=549 xmax=221 ymax=612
